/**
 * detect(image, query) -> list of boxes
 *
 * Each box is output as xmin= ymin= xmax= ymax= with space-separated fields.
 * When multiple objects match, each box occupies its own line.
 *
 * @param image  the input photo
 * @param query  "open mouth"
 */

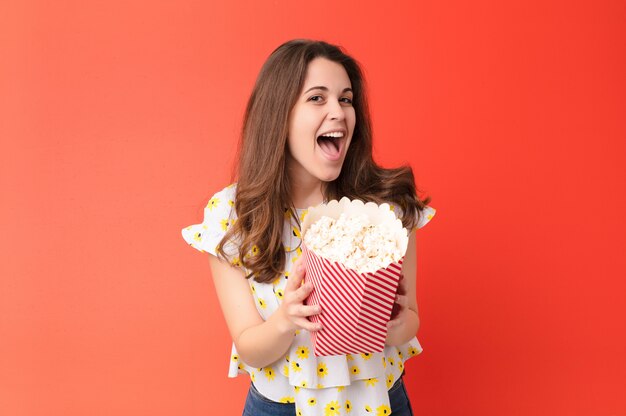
xmin=316 ymin=131 xmax=344 ymax=160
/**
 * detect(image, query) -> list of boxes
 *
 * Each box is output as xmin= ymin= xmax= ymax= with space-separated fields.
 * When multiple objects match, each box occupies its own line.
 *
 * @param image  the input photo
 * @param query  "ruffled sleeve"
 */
xmin=390 ymin=204 xmax=437 ymax=232
xmin=181 ymin=184 xmax=239 ymax=261
xmin=415 ymin=205 xmax=436 ymax=231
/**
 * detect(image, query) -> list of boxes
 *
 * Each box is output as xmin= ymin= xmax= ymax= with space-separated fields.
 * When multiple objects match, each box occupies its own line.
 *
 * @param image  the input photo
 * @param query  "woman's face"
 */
xmin=286 ymin=57 xmax=356 ymax=185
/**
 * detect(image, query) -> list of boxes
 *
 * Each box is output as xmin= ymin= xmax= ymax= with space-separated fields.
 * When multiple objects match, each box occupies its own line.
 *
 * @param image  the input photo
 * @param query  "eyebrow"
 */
xmin=303 ymin=86 xmax=353 ymax=95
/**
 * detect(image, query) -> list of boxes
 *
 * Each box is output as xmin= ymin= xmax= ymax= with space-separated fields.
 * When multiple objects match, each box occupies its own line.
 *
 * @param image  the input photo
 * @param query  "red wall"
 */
xmin=1 ymin=1 xmax=625 ymax=415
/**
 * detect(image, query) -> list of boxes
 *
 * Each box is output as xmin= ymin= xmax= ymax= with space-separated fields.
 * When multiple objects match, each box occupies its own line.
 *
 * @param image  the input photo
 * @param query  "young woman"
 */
xmin=182 ymin=39 xmax=435 ymax=416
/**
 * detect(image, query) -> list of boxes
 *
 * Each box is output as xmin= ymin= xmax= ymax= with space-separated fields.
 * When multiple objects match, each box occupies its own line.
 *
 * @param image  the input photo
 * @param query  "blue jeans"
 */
xmin=242 ymin=377 xmax=414 ymax=415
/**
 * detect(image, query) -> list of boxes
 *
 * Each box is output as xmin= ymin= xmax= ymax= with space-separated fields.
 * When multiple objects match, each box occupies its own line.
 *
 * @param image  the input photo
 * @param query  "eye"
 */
xmin=340 ymin=97 xmax=353 ymax=104
xmin=308 ymin=95 xmax=324 ymax=102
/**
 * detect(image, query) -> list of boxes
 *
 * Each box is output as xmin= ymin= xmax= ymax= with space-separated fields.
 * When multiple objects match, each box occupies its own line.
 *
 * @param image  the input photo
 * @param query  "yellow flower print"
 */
xmin=388 ymin=358 xmax=395 ymax=367
xmin=297 ymin=409 xmax=303 ymax=416
xmin=292 ymin=225 xmax=302 ymax=239
xmin=365 ymin=378 xmax=378 ymax=387
xmin=193 ymin=232 xmax=202 ymax=242
xmin=382 ymin=357 xmax=387 ymax=368
xmin=408 ymin=346 xmax=419 ymax=357
xmin=399 ymin=361 xmax=404 ymax=372
xmin=345 ymin=400 xmax=352 ymax=413
xmin=291 ymin=361 xmax=302 ymax=372
xmin=250 ymin=372 xmax=255 ymax=382
xmin=231 ymin=257 xmax=242 ymax=267
xmin=250 ymin=284 xmax=256 ymax=293
xmin=279 ymin=397 xmax=295 ymax=403
xmin=237 ymin=363 xmax=244 ymax=371
xmin=386 ymin=373 xmax=394 ymax=388
xmin=317 ymin=383 xmax=324 ymax=388
xmin=228 ymin=199 xmax=234 ymax=207
xmin=207 ymin=197 xmax=220 ymax=211
xmin=283 ymin=364 xmax=289 ymax=375
xmin=300 ymin=209 xmax=308 ymax=222
xmin=220 ymin=218 xmax=232 ymax=231
xmin=284 ymin=207 xmax=292 ymax=220
xmin=264 ymin=367 xmax=276 ymax=381
xmin=336 ymin=386 xmax=345 ymax=392
xmin=350 ymin=365 xmax=360 ymax=376
xmin=365 ymin=405 xmax=372 ymax=412
xmin=397 ymin=350 xmax=403 ymax=359
xmin=300 ymin=381 xmax=308 ymax=388
xmin=296 ymin=346 xmax=310 ymax=360
xmin=231 ymin=354 xmax=239 ymax=362
xmin=427 ymin=213 xmax=434 ymax=221
xmin=245 ymin=244 xmax=260 ymax=259
xmin=360 ymin=352 xmax=372 ymax=360
xmin=324 ymin=400 xmax=340 ymax=416
xmin=376 ymin=404 xmax=392 ymax=415
xmin=307 ymin=397 xmax=317 ymax=406
xmin=317 ymin=362 xmax=328 ymax=378
xmin=257 ymin=298 xmax=267 ymax=309
xmin=294 ymin=386 xmax=300 ymax=392
xmin=346 ymin=354 xmax=354 ymax=361
xmin=274 ymin=289 xmax=284 ymax=299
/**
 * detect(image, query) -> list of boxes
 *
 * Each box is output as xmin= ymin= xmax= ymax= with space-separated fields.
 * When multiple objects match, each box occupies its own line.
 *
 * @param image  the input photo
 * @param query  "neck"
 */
xmin=290 ymin=175 xmax=326 ymax=209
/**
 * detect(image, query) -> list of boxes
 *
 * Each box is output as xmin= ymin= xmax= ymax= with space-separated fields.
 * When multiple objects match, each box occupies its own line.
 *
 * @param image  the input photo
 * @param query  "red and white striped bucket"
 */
xmin=300 ymin=198 xmax=409 ymax=357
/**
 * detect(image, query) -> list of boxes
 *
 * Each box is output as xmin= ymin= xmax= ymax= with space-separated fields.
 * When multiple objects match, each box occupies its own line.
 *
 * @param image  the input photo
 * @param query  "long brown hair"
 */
xmin=217 ymin=39 xmax=431 ymax=283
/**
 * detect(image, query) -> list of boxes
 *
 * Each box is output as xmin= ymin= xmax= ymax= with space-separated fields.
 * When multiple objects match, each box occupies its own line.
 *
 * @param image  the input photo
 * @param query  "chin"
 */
xmin=316 ymin=171 xmax=342 ymax=183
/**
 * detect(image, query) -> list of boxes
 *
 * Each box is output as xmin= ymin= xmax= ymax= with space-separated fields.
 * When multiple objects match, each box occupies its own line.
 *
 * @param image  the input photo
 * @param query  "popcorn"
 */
xmin=300 ymin=197 xmax=409 ymax=356
xmin=303 ymin=213 xmax=403 ymax=274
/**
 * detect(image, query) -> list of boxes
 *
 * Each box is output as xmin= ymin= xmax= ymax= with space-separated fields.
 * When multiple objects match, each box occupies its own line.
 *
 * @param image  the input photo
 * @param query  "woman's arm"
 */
xmin=208 ymin=255 xmax=321 ymax=368
xmin=385 ymin=230 xmax=420 ymax=346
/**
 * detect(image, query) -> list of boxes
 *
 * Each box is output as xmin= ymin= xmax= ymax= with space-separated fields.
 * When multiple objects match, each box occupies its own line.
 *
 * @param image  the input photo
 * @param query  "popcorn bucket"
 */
xmin=301 ymin=198 xmax=409 ymax=357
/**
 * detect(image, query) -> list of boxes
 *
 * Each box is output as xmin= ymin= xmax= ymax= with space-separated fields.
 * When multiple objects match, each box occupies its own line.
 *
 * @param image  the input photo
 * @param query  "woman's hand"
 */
xmin=388 ymin=273 xmax=409 ymax=329
xmin=385 ymin=231 xmax=420 ymax=346
xmin=275 ymin=256 xmax=323 ymax=333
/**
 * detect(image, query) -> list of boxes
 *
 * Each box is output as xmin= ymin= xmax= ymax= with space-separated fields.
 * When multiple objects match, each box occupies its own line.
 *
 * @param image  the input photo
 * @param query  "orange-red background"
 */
xmin=1 ymin=1 xmax=625 ymax=415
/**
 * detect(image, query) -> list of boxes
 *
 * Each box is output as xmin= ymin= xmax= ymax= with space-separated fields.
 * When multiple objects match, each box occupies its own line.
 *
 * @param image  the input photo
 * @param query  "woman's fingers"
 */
xmin=287 ymin=303 xmax=321 ymax=318
xmin=387 ymin=316 xmax=402 ymax=328
xmin=294 ymin=281 xmax=315 ymax=302
xmin=279 ymin=255 xmax=324 ymax=332
xmin=396 ymin=274 xmax=407 ymax=296
xmin=395 ymin=294 xmax=408 ymax=307
xmin=285 ymin=259 xmax=305 ymax=293
xmin=293 ymin=316 xmax=323 ymax=332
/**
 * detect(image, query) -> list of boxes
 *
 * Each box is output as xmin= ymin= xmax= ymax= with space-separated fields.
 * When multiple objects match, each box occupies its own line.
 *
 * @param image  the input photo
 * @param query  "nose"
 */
xmin=327 ymin=99 xmax=346 ymax=121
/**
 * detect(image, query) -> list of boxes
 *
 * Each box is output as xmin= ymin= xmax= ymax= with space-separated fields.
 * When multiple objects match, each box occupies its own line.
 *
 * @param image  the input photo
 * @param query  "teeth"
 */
xmin=320 ymin=131 xmax=344 ymax=138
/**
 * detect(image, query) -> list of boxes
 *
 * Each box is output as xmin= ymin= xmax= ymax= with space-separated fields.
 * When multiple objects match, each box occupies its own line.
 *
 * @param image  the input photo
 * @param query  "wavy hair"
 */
xmin=217 ymin=39 xmax=431 ymax=283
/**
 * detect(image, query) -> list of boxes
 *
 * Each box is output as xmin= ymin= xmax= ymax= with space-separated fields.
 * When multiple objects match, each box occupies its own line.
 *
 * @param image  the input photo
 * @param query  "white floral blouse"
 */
xmin=182 ymin=184 xmax=436 ymax=416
